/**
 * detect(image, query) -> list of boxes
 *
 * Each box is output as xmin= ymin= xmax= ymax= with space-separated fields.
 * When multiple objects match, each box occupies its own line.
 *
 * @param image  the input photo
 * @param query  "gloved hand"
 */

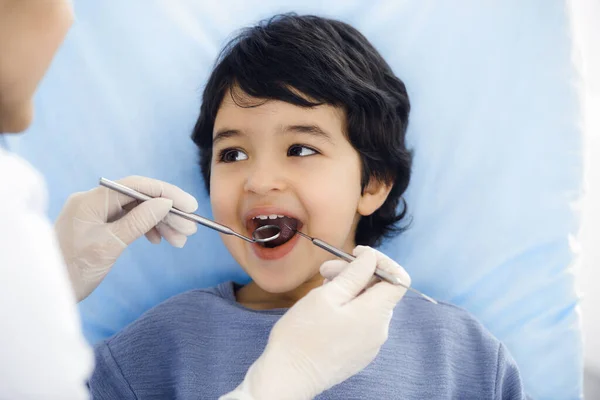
xmin=221 ymin=246 xmax=411 ymax=400
xmin=55 ymin=176 xmax=198 ymax=302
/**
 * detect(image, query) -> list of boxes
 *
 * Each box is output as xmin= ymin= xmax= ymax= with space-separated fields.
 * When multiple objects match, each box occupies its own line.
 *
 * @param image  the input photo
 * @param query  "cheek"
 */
xmin=301 ymin=155 xmax=362 ymax=243
xmin=209 ymin=168 xmax=237 ymax=224
xmin=209 ymin=167 xmax=249 ymax=267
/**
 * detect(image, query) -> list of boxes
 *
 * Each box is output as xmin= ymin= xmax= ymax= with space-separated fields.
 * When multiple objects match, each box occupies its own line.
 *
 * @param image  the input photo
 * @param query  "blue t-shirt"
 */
xmin=89 ymin=282 xmax=527 ymax=399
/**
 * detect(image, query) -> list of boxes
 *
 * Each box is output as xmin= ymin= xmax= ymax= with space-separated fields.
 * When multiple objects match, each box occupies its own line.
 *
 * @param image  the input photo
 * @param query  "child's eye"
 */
xmin=218 ymin=148 xmax=248 ymax=163
xmin=287 ymin=145 xmax=318 ymax=157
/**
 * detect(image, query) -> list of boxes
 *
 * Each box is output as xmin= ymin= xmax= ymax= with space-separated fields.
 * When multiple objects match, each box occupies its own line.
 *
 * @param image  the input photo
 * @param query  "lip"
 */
xmin=251 ymin=232 xmax=301 ymax=260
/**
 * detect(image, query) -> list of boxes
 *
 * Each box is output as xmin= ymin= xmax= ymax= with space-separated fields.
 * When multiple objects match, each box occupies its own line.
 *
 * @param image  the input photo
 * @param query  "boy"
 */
xmin=89 ymin=14 xmax=527 ymax=399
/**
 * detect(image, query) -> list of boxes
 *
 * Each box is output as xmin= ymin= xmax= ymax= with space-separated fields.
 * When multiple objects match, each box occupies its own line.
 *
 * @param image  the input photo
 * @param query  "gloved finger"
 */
xmin=319 ymin=259 xmax=348 ymax=281
xmin=162 ymin=213 xmax=198 ymax=236
xmin=356 ymin=251 xmax=411 ymax=311
xmin=156 ymin=223 xmax=187 ymax=248
xmin=121 ymin=197 xmax=197 ymax=236
xmin=324 ymin=247 xmax=378 ymax=303
xmin=352 ymin=245 xmax=371 ymax=257
xmin=354 ymin=244 xmax=409 ymax=287
xmin=107 ymin=176 xmax=198 ymax=216
xmin=145 ymin=227 xmax=162 ymax=244
xmin=108 ymin=198 xmax=173 ymax=245
xmin=367 ymin=247 xmax=411 ymax=289
xmin=321 ymin=258 xmax=379 ymax=290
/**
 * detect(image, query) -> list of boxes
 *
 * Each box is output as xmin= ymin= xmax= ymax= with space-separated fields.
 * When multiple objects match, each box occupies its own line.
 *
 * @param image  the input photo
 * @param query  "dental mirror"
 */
xmin=251 ymin=225 xmax=281 ymax=243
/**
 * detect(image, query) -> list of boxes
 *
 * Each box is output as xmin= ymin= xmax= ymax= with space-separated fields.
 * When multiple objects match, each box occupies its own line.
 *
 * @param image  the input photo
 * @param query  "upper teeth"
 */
xmin=253 ymin=214 xmax=286 ymax=220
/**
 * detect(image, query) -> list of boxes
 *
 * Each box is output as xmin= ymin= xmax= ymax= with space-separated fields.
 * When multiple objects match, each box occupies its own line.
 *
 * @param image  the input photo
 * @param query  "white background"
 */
xmin=570 ymin=0 xmax=600 ymax=397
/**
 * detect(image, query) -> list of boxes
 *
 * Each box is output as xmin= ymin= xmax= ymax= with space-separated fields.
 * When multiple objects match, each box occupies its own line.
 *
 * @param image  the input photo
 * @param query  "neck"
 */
xmin=236 ymin=273 xmax=325 ymax=310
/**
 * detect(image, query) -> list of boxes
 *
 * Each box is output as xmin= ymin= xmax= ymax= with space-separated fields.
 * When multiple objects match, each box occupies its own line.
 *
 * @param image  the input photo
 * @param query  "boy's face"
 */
xmin=210 ymin=89 xmax=388 ymax=294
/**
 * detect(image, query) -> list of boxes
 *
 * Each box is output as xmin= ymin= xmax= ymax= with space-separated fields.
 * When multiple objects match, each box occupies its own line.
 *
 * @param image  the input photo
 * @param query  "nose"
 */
xmin=243 ymin=157 xmax=288 ymax=195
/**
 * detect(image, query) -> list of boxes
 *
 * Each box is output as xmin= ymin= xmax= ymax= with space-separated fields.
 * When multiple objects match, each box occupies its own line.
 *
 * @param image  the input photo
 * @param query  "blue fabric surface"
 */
xmin=7 ymin=1 xmax=583 ymax=398
xmin=89 ymin=282 xmax=527 ymax=399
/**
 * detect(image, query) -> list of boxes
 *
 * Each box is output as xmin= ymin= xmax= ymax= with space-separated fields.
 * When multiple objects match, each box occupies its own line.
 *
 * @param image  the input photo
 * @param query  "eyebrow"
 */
xmin=213 ymin=129 xmax=242 ymax=146
xmin=213 ymin=124 xmax=334 ymax=145
xmin=283 ymin=124 xmax=334 ymax=143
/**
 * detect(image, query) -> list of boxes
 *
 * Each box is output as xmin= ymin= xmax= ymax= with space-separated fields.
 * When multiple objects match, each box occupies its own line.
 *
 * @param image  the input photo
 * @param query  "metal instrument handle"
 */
xmin=311 ymin=238 xmax=437 ymax=304
xmin=99 ymin=178 xmax=253 ymax=242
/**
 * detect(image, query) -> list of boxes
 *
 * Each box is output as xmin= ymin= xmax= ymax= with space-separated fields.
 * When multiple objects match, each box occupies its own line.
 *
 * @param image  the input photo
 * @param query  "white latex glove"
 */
xmin=55 ymin=175 xmax=198 ymax=302
xmin=221 ymin=246 xmax=411 ymax=400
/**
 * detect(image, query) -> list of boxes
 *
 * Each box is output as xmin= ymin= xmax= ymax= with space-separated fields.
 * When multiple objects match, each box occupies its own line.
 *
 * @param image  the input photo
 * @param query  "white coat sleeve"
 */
xmin=0 ymin=151 xmax=94 ymax=400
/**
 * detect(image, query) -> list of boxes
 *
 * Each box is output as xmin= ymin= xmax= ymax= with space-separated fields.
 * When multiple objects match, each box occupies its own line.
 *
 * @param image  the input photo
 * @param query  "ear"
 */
xmin=357 ymin=178 xmax=393 ymax=216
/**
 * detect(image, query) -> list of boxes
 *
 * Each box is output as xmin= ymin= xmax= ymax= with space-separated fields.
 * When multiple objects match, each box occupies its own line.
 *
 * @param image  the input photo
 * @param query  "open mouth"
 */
xmin=248 ymin=214 xmax=301 ymax=248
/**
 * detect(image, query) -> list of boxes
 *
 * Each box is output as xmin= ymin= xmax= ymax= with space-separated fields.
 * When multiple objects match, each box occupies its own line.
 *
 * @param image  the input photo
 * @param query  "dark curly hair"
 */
xmin=192 ymin=13 xmax=412 ymax=247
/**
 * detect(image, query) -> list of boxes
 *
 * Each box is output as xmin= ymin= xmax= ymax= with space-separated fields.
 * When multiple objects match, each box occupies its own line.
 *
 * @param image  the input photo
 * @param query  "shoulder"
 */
xmin=394 ymin=292 xmax=500 ymax=349
xmin=390 ymin=293 xmax=509 ymax=379
xmin=140 ymin=282 xmax=235 ymax=317
xmin=89 ymin=283 xmax=238 ymax=397
xmin=385 ymin=293 xmax=527 ymax=398
xmin=0 ymin=149 xmax=48 ymax=211
xmin=104 ymin=282 xmax=237 ymax=347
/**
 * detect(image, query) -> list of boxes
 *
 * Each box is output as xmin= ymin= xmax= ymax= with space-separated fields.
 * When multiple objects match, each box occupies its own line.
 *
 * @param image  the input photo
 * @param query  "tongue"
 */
xmin=255 ymin=217 xmax=298 ymax=248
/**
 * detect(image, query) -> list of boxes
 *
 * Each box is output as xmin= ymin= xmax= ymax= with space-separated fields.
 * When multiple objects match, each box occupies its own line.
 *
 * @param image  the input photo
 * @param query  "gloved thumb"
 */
xmin=109 ymin=198 xmax=173 ymax=245
xmin=320 ymin=259 xmax=349 ymax=281
xmin=324 ymin=248 xmax=377 ymax=303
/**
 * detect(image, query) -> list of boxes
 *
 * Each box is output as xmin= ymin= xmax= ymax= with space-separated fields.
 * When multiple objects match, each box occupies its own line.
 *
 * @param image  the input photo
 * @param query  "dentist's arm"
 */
xmin=0 ymin=154 xmax=93 ymax=400
xmin=221 ymin=246 xmax=411 ymax=400
xmin=0 ymin=206 xmax=94 ymax=400
xmin=54 ymin=176 xmax=199 ymax=302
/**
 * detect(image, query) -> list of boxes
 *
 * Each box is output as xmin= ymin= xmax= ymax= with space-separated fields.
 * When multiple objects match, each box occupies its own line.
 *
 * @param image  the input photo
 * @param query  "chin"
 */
xmin=252 ymin=273 xmax=306 ymax=294
xmin=251 ymin=264 xmax=325 ymax=294
xmin=0 ymin=101 xmax=34 ymax=134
